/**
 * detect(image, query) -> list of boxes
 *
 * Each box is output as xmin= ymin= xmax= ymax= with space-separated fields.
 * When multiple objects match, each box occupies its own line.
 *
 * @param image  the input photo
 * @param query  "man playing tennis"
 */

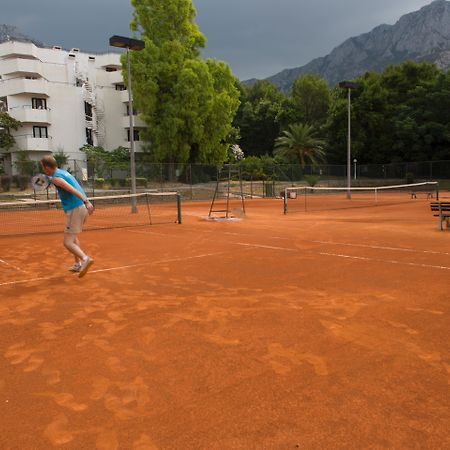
xmin=40 ymin=155 xmax=94 ymax=278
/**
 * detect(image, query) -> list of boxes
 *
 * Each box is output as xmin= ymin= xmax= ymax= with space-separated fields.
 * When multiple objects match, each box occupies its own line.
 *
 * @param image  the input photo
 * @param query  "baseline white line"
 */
xmin=0 ymin=258 xmax=28 ymax=273
xmin=0 ymin=252 xmax=227 ymax=288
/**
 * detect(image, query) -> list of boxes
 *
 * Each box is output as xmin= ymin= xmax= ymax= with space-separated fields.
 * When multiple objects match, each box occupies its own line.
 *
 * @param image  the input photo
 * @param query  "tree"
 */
xmin=53 ymin=148 xmax=69 ymax=168
xmin=291 ymin=74 xmax=331 ymax=126
xmin=127 ymin=0 xmax=240 ymax=165
xmin=325 ymin=61 xmax=450 ymax=164
xmin=0 ymin=112 xmax=22 ymax=152
xmin=234 ymin=80 xmax=287 ymax=156
xmin=14 ymin=150 xmax=36 ymax=176
xmin=274 ymin=123 xmax=326 ymax=167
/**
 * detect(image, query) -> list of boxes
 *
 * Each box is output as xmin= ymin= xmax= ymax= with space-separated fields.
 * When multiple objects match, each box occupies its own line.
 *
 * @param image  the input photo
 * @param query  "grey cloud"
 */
xmin=2 ymin=0 xmax=434 ymax=79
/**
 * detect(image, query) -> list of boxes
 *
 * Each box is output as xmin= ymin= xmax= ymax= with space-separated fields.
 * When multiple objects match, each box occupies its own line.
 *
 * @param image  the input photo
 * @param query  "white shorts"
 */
xmin=64 ymin=205 xmax=88 ymax=234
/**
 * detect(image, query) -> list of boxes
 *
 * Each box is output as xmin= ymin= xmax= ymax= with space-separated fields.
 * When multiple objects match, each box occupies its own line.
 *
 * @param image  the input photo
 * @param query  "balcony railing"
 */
xmin=14 ymin=134 xmax=53 ymax=152
xmin=8 ymin=105 xmax=52 ymax=124
xmin=0 ymin=78 xmax=49 ymax=97
xmin=121 ymin=115 xmax=146 ymax=128
xmin=0 ymin=59 xmax=43 ymax=76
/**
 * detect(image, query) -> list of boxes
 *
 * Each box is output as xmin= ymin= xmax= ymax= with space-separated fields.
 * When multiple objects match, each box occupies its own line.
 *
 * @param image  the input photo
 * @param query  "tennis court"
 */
xmin=0 ymin=195 xmax=449 ymax=449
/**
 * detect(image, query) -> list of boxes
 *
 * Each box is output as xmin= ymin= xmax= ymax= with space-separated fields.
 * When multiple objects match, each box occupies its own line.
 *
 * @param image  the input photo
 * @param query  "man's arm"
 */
xmin=52 ymin=177 xmax=94 ymax=214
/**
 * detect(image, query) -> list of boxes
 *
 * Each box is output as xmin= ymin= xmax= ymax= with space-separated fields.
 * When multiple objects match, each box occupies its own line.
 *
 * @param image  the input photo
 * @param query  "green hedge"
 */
xmin=1 ymin=176 xmax=12 ymax=192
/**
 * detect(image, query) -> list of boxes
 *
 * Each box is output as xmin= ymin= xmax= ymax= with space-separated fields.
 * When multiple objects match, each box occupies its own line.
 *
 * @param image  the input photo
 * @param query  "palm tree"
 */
xmin=274 ymin=123 xmax=326 ymax=167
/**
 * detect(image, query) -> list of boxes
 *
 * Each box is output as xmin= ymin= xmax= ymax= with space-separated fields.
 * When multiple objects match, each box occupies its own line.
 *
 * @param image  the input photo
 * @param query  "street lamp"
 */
xmin=353 ymin=158 xmax=357 ymax=180
xmin=109 ymin=35 xmax=145 ymax=213
xmin=339 ymin=81 xmax=360 ymax=199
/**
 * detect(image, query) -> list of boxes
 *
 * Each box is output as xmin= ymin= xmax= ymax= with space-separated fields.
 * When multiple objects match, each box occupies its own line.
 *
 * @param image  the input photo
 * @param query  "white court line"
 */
xmin=0 ymin=252 xmax=227 ymax=288
xmin=234 ymin=242 xmax=450 ymax=271
xmin=317 ymin=251 xmax=450 ymax=271
xmin=307 ymin=239 xmax=450 ymax=256
xmin=0 ymin=258 xmax=27 ymax=273
xmin=235 ymin=243 xmax=297 ymax=252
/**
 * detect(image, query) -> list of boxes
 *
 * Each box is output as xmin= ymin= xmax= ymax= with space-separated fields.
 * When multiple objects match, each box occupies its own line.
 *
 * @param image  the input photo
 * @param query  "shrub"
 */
xmin=1 ymin=176 xmax=12 ymax=192
xmin=304 ymin=175 xmax=321 ymax=187
xmin=126 ymin=177 xmax=147 ymax=187
xmin=94 ymin=178 xmax=105 ymax=188
xmin=405 ymin=172 xmax=415 ymax=184
xmin=13 ymin=175 xmax=30 ymax=190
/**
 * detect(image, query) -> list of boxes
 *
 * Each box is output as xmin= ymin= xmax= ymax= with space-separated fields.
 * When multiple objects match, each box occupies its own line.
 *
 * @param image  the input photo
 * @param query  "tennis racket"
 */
xmin=31 ymin=173 xmax=51 ymax=192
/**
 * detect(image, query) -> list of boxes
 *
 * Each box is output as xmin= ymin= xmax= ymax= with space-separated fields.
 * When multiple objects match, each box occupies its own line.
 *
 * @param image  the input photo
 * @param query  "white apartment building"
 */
xmin=0 ymin=40 xmax=146 ymax=175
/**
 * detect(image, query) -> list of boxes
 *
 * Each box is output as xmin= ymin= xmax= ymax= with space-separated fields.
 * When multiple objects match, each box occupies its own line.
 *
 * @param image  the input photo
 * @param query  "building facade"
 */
xmin=0 ymin=40 xmax=145 ymax=175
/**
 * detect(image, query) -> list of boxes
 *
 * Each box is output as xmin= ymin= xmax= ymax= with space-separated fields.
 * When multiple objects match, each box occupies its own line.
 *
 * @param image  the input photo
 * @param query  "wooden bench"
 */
xmin=430 ymin=201 xmax=450 ymax=231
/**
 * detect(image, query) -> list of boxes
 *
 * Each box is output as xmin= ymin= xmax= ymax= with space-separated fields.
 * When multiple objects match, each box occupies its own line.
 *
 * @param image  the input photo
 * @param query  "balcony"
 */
xmin=9 ymin=106 xmax=51 ymax=124
xmin=120 ymin=89 xmax=130 ymax=103
xmin=122 ymin=141 xmax=144 ymax=152
xmin=14 ymin=135 xmax=53 ymax=152
xmin=122 ymin=114 xmax=146 ymax=128
xmin=108 ymin=70 xmax=124 ymax=85
xmin=0 ymin=78 xmax=49 ymax=97
xmin=0 ymin=41 xmax=39 ymax=59
xmin=0 ymin=59 xmax=43 ymax=76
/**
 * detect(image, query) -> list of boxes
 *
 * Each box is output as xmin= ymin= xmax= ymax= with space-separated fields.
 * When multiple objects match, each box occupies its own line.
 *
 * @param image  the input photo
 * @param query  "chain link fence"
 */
xmin=61 ymin=159 xmax=450 ymax=201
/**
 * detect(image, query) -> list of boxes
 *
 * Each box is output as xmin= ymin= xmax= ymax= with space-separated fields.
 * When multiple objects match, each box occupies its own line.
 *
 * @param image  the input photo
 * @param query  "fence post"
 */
xmin=189 ymin=164 xmax=193 ymax=200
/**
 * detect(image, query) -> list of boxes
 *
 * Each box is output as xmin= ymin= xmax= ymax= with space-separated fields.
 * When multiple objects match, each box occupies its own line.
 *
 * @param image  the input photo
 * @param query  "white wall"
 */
xmin=0 ymin=41 xmax=145 ymax=174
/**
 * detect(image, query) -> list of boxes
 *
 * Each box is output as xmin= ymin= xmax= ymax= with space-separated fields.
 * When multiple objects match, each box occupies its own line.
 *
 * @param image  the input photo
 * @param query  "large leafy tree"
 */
xmin=274 ymin=123 xmax=326 ymax=167
xmin=0 ymin=112 xmax=22 ymax=152
xmin=326 ymin=61 xmax=450 ymax=164
xmin=234 ymin=80 xmax=288 ymax=156
xmin=127 ymin=0 xmax=240 ymax=164
xmin=290 ymin=74 xmax=331 ymax=126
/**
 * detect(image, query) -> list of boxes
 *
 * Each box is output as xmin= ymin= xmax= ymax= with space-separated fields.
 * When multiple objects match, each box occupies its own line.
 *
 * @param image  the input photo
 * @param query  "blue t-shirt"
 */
xmin=52 ymin=168 xmax=86 ymax=212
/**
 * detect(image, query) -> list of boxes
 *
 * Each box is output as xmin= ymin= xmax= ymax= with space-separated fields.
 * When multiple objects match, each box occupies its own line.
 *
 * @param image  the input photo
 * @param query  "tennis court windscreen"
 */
xmin=283 ymin=182 xmax=439 ymax=213
xmin=0 ymin=192 xmax=181 ymax=237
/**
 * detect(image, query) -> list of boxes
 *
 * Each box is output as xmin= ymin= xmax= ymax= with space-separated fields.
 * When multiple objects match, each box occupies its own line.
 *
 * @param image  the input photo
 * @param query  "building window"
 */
xmin=115 ymin=84 xmax=126 ymax=91
xmin=0 ymin=97 xmax=7 ymax=112
xmin=126 ymin=104 xmax=138 ymax=116
xmin=106 ymin=67 xmax=118 ymax=72
xmin=32 ymin=98 xmax=47 ymax=110
xmin=127 ymin=129 xmax=140 ymax=142
xmin=33 ymin=126 xmax=48 ymax=138
xmin=84 ymin=102 xmax=93 ymax=119
xmin=86 ymin=128 xmax=93 ymax=145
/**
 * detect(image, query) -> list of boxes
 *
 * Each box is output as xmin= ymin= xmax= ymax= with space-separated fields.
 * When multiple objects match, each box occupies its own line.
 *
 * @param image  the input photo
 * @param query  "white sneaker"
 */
xmin=69 ymin=262 xmax=82 ymax=272
xmin=78 ymin=257 xmax=94 ymax=278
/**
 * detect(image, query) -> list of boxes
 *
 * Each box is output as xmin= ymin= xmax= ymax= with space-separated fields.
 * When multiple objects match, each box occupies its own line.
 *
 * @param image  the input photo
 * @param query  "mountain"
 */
xmin=0 ymin=24 xmax=44 ymax=47
xmin=261 ymin=0 xmax=450 ymax=92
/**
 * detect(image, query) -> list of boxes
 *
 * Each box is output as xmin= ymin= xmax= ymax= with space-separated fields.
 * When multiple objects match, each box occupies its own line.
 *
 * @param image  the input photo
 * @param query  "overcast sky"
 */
xmin=2 ymin=0 xmax=434 ymax=80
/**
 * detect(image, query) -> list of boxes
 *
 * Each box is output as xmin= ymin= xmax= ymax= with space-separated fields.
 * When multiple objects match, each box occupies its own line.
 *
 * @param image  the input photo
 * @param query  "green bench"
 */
xmin=430 ymin=201 xmax=450 ymax=231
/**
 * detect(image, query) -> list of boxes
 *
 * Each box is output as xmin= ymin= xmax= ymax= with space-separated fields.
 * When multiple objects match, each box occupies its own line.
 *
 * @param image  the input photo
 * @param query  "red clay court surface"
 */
xmin=0 ymin=197 xmax=449 ymax=449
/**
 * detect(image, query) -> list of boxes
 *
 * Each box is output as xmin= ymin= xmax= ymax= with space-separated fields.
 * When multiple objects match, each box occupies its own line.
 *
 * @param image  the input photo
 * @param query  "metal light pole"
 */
xmin=353 ymin=158 xmax=357 ymax=180
xmin=339 ymin=81 xmax=360 ymax=199
xmin=109 ymin=35 xmax=145 ymax=213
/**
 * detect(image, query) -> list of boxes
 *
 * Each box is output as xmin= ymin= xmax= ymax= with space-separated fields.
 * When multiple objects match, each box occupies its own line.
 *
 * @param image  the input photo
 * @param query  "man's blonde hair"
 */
xmin=41 ymin=155 xmax=58 ymax=169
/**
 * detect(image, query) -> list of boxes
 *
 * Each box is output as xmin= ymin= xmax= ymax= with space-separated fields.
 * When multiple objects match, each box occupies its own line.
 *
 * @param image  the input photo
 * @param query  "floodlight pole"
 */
xmin=127 ymin=47 xmax=137 ymax=213
xmin=347 ymin=88 xmax=351 ymax=198
xmin=353 ymin=158 xmax=357 ymax=180
xmin=110 ymin=35 xmax=145 ymax=214
xmin=339 ymin=81 xmax=359 ymax=200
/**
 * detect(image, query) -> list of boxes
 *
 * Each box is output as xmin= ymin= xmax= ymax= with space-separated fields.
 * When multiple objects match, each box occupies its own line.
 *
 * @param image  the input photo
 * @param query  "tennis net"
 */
xmin=0 ymin=192 xmax=181 ymax=237
xmin=283 ymin=182 xmax=439 ymax=214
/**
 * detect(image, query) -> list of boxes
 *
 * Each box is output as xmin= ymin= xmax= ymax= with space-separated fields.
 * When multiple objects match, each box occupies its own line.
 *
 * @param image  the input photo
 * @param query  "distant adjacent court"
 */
xmin=0 ymin=195 xmax=449 ymax=449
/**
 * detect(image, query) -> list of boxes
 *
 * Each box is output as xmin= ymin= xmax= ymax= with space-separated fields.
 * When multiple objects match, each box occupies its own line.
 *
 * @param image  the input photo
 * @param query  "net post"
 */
xmin=177 ymin=192 xmax=182 ymax=224
xmin=283 ymin=188 xmax=288 ymax=214
xmin=145 ymin=193 xmax=152 ymax=225
xmin=436 ymin=182 xmax=439 ymax=201
xmin=375 ymin=188 xmax=378 ymax=204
